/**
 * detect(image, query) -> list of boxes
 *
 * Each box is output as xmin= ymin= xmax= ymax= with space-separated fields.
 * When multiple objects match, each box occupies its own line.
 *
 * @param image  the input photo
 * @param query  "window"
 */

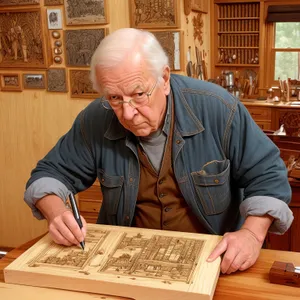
xmin=274 ymin=22 xmax=300 ymax=81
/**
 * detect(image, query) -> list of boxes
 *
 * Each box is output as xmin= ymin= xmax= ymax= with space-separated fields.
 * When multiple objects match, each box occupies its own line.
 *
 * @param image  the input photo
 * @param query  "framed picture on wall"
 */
xmin=65 ymin=29 xmax=106 ymax=67
xmin=0 ymin=73 xmax=22 ymax=91
xmin=70 ymin=69 xmax=100 ymax=99
xmin=0 ymin=0 xmax=40 ymax=6
xmin=0 ymin=8 xmax=49 ymax=69
xmin=65 ymin=0 xmax=108 ymax=25
xmin=130 ymin=0 xmax=179 ymax=29
xmin=47 ymin=69 xmax=67 ymax=92
xmin=150 ymin=30 xmax=183 ymax=71
xmin=47 ymin=8 xmax=63 ymax=30
xmin=23 ymin=73 xmax=46 ymax=89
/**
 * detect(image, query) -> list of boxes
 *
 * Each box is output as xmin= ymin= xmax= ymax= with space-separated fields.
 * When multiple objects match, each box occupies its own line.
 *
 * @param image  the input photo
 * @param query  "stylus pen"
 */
xmin=69 ymin=193 xmax=85 ymax=250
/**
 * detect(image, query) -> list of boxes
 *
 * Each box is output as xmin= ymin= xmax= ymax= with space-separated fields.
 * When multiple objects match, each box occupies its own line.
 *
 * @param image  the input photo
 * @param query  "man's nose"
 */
xmin=122 ymin=97 xmax=136 ymax=120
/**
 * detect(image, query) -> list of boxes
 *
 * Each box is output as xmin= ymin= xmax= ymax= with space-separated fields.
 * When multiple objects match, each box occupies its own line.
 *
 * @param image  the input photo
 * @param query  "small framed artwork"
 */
xmin=130 ymin=0 xmax=179 ymax=29
xmin=0 ymin=73 xmax=22 ymax=92
xmin=192 ymin=0 xmax=208 ymax=14
xmin=23 ymin=73 xmax=46 ymax=89
xmin=65 ymin=29 xmax=106 ymax=67
xmin=47 ymin=69 xmax=67 ymax=92
xmin=65 ymin=0 xmax=107 ymax=25
xmin=47 ymin=9 xmax=63 ymax=30
xmin=151 ymin=30 xmax=183 ymax=71
xmin=44 ymin=0 xmax=63 ymax=5
xmin=0 ymin=0 xmax=39 ymax=6
xmin=70 ymin=70 xmax=100 ymax=99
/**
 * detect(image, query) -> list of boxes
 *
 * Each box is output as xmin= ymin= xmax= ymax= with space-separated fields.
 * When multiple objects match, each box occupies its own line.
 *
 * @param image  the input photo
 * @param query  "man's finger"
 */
xmin=49 ymin=227 xmax=73 ymax=246
xmin=226 ymin=252 xmax=245 ymax=274
xmin=207 ymin=238 xmax=228 ymax=262
xmin=220 ymin=245 xmax=238 ymax=274
xmin=63 ymin=213 xmax=85 ymax=244
xmin=80 ymin=215 xmax=87 ymax=238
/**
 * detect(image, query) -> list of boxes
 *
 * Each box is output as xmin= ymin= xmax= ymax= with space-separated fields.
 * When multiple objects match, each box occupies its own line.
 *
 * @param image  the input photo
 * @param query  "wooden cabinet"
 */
xmin=246 ymin=106 xmax=272 ymax=129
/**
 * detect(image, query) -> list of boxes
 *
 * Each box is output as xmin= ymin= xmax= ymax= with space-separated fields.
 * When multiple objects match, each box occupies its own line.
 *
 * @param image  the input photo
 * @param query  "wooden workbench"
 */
xmin=1 ymin=236 xmax=300 ymax=299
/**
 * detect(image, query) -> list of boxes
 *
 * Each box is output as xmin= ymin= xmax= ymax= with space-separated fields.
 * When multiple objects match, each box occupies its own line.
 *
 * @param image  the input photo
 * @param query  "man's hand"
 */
xmin=207 ymin=215 xmax=273 ymax=274
xmin=36 ymin=195 xmax=87 ymax=247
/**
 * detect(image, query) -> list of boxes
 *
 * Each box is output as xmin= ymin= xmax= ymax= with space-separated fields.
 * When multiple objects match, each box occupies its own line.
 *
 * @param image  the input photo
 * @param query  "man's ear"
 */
xmin=162 ymin=65 xmax=171 ymax=95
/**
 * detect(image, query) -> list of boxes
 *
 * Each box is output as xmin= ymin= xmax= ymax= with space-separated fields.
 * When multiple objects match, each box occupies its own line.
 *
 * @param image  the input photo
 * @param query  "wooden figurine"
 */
xmin=269 ymin=261 xmax=300 ymax=288
xmin=4 ymin=224 xmax=221 ymax=300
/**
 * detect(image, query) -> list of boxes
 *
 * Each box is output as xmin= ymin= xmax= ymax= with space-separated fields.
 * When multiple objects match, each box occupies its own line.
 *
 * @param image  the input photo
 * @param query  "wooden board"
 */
xmin=4 ymin=224 xmax=221 ymax=300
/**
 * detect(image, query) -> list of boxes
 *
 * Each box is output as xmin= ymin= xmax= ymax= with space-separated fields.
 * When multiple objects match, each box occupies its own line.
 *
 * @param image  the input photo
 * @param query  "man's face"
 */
xmin=95 ymin=53 xmax=170 ymax=137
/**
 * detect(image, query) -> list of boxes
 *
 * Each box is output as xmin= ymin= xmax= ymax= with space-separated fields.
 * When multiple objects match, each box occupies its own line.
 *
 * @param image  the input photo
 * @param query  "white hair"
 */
xmin=90 ymin=28 xmax=169 ymax=92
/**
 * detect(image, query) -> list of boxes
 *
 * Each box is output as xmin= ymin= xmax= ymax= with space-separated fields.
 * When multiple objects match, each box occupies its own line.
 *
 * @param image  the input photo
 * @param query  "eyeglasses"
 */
xmin=101 ymin=79 xmax=158 ymax=110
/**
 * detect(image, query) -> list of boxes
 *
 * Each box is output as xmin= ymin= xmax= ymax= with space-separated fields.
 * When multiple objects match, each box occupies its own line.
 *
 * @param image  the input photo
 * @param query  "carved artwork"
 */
xmin=4 ymin=224 xmax=221 ymax=300
xmin=0 ymin=0 xmax=39 ymax=6
xmin=65 ymin=29 xmax=106 ymax=67
xmin=192 ymin=0 xmax=208 ymax=14
xmin=70 ymin=70 xmax=100 ymax=99
xmin=0 ymin=73 xmax=22 ymax=91
xmin=47 ymin=69 xmax=67 ymax=92
xmin=279 ymin=112 xmax=300 ymax=137
xmin=23 ymin=73 xmax=45 ymax=89
xmin=65 ymin=0 xmax=107 ymax=25
xmin=151 ymin=31 xmax=182 ymax=71
xmin=47 ymin=9 xmax=63 ymax=30
xmin=0 ymin=9 xmax=47 ymax=69
xmin=44 ymin=0 xmax=63 ymax=5
xmin=130 ymin=0 xmax=179 ymax=29
xmin=193 ymin=13 xmax=204 ymax=45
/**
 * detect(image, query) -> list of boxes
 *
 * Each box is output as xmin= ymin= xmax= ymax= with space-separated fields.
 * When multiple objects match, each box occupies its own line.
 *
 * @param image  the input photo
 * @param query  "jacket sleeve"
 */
xmin=227 ymin=101 xmax=293 ymax=234
xmin=25 ymin=110 xmax=97 ymax=195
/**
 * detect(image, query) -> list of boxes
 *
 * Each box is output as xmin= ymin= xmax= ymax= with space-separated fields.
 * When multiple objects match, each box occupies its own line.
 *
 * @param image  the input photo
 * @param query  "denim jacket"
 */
xmin=26 ymin=74 xmax=292 ymax=235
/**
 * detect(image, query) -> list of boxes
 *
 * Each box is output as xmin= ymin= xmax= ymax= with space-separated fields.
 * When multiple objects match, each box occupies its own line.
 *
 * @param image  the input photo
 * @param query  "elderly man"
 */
xmin=25 ymin=28 xmax=293 ymax=275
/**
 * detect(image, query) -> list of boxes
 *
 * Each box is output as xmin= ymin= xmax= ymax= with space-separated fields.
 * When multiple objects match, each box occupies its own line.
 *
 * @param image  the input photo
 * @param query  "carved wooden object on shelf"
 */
xmin=4 ymin=224 xmax=221 ymax=300
xmin=23 ymin=73 xmax=45 ymax=89
xmin=47 ymin=68 xmax=67 ymax=92
xmin=70 ymin=69 xmax=100 ymax=99
xmin=151 ymin=31 xmax=182 ymax=71
xmin=0 ymin=0 xmax=39 ymax=6
xmin=0 ymin=9 xmax=48 ymax=69
xmin=0 ymin=73 xmax=22 ymax=91
xmin=65 ymin=0 xmax=107 ymax=25
xmin=65 ymin=29 xmax=106 ymax=67
xmin=130 ymin=0 xmax=179 ymax=29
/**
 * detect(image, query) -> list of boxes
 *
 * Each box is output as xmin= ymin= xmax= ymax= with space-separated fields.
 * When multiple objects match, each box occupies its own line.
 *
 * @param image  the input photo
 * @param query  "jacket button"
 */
xmin=176 ymin=140 xmax=181 ymax=144
xmin=159 ymin=179 xmax=164 ymax=184
xmin=214 ymin=179 xmax=219 ymax=184
xmin=101 ymin=179 xmax=105 ymax=182
xmin=164 ymin=207 xmax=172 ymax=212
xmin=129 ymin=177 xmax=133 ymax=182
xmin=159 ymin=193 xmax=166 ymax=198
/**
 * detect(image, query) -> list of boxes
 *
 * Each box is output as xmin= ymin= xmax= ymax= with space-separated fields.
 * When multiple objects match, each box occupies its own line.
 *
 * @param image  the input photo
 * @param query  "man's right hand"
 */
xmin=36 ymin=195 xmax=87 ymax=247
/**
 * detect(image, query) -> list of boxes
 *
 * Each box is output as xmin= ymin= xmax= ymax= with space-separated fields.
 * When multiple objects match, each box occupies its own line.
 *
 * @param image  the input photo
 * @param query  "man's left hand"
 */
xmin=207 ymin=228 xmax=263 ymax=274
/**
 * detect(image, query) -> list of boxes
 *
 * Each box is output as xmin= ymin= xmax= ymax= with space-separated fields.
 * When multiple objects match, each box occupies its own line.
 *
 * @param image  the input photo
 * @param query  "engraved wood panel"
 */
xmin=65 ymin=29 xmax=106 ymax=67
xmin=151 ymin=30 xmax=182 ymax=71
xmin=23 ymin=73 xmax=45 ymax=89
xmin=0 ymin=9 xmax=48 ymax=69
xmin=0 ymin=0 xmax=39 ymax=6
xmin=0 ymin=73 xmax=22 ymax=91
xmin=130 ymin=0 xmax=179 ymax=29
xmin=4 ymin=224 xmax=221 ymax=300
xmin=65 ymin=0 xmax=107 ymax=25
xmin=47 ymin=69 xmax=67 ymax=92
xmin=69 ymin=70 xmax=100 ymax=99
xmin=192 ymin=0 xmax=208 ymax=14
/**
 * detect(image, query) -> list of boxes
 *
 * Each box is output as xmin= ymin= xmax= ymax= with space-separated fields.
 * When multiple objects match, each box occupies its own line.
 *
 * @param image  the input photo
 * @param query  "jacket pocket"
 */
xmin=97 ymin=169 xmax=124 ymax=216
xmin=191 ymin=159 xmax=231 ymax=216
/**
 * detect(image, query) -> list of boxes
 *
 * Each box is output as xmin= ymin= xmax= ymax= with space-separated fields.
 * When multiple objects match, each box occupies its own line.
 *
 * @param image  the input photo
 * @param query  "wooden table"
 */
xmin=1 ymin=237 xmax=300 ymax=299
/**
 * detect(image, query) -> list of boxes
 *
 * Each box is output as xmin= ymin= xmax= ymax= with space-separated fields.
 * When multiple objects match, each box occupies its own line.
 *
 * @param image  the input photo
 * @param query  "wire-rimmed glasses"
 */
xmin=101 ymin=79 xmax=158 ymax=110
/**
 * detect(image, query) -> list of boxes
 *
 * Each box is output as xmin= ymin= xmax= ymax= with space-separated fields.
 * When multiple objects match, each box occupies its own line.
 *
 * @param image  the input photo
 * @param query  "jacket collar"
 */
xmin=104 ymin=74 xmax=204 ymax=141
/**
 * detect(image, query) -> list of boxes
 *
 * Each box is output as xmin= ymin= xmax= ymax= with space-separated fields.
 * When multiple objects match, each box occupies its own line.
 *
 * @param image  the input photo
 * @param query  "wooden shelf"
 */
xmin=218 ymin=31 xmax=259 ymax=34
xmin=218 ymin=47 xmax=259 ymax=49
xmin=215 ymin=63 xmax=260 ymax=67
xmin=218 ymin=17 xmax=259 ymax=20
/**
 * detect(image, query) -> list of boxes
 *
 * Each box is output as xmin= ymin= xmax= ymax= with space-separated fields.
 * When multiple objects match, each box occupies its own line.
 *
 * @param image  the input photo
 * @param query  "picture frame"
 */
xmin=44 ymin=0 xmax=63 ymax=5
xmin=192 ymin=0 xmax=208 ymax=14
xmin=0 ymin=0 xmax=40 ymax=6
xmin=65 ymin=29 xmax=106 ymax=67
xmin=0 ymin=73 xmax=22 ymax=91
xmin=0 ymin=8 xmax=49 ymax=69
xmin=130 ymin=0 xmax=179 ymax=29
xmin=23 ymin=73 xmax=46 ymax=89
xmin=65 ymin=0 xmax=108 ymax=25
xmin=47 ymin=8 xmax=63 ymax=30
xmin=47 ymin=69 xmax=67 ymax=92
xmin=70 ymin=69 xmax=100 ymax=99
xmin=151 ymin=30 xmax=183 ymax=71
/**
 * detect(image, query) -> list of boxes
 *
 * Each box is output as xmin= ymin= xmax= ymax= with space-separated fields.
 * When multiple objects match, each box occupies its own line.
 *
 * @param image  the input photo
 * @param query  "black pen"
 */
xmin=69 ymin=193 xmax=85 ymax=250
